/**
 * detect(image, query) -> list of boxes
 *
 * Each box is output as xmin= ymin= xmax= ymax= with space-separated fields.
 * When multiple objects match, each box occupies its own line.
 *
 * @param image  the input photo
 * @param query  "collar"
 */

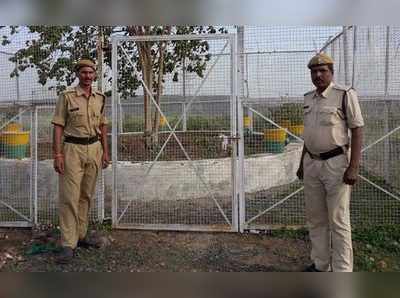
xmin=75 ymin=86 xmax=96 ymax=98
xmin=313 ymin=82 xmax=334 ymax=99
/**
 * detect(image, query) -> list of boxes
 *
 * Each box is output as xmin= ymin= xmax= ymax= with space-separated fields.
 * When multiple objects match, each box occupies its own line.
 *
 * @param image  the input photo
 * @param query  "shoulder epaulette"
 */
xmin=333 ymin=84 xmax=353 ymax=92
xmin=62 ymin=88 xmax=75 ymax=95
xmin=95 ymin=90 xmax=105 ymax=97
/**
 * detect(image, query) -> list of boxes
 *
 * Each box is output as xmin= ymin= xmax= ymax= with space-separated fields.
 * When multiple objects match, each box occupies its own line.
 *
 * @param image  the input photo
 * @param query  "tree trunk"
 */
xmin=137 ymin=40 xmax=154 ymax=147
xmin=152 ymin=41 xmax=167 ymax=145
xmin=128 ymin=26 xmax=171 ymax=148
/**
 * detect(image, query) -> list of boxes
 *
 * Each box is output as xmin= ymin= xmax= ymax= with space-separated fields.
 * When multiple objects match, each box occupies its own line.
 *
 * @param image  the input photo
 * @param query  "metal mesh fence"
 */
xmin=112 ymin=34 xmax=237 ymax=231
xmin=240 ymin=26 xmax=340 ymax=230
xmin=320 ymin=26 xmax=400 ymax=227
xmin=0 ymin=25 xmax=106 ymax=226
xmin=241 ymin=99 xmax=305 ymax=229
xmin=0 ymin=104 xmax=105 ymax=226
xmin=0 ymin=108 xmax=34 ymax=226
xmin=241 ymin=26 xmax=400 ymax=230
xmin=0 ymin=26 xmax=399 ymax=230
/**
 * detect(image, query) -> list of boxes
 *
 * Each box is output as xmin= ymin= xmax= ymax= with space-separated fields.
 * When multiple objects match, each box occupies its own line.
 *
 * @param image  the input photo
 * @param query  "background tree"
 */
xmin=1 ymin=25 xmax=227 ymax=145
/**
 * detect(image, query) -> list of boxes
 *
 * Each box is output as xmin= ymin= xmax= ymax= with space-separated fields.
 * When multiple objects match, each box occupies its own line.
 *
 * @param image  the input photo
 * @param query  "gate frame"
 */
xmin=111 ymin=33 xmax=240 ymax=232
xmin=0 ymin=106 xmax=36 ymax=227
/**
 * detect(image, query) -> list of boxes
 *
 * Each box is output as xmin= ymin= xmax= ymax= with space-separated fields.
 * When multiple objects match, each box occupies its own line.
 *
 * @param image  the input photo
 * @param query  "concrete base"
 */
xmin=0 ymin=143 xmax=302 ymax=203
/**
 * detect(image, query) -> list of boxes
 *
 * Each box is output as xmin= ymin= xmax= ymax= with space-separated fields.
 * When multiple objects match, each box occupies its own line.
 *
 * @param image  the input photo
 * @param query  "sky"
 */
xmin=0 ymin=25 xmax=343 ymax=102
xmin=2 ymin=25 xmax=395 ymax=103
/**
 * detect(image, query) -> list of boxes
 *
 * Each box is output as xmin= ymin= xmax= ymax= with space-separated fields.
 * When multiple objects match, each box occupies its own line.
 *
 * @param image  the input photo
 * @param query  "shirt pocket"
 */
xmin=68 ymin=107 xmax=87 ymax=128
xmin=319 ymin=106 xmax=341 ymax=126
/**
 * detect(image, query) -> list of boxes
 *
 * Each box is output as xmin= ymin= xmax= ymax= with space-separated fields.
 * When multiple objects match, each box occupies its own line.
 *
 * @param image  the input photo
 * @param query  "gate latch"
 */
xmin=218 ymin=134 xmax=240 ymax=151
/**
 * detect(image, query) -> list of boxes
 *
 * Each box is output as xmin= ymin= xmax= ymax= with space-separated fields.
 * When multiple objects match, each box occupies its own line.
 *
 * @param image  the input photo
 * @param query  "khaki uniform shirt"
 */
xmin=52 ymin=86 xmax=108 ymax=138
xmin=303 ymin=82 xmax=364 ymax=155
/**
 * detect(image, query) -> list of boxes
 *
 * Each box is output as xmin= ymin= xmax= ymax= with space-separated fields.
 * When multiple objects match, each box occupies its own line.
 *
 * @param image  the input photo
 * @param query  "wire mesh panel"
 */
xmin=239 ymin=25 xmax=400 ymax=230
xmin=353 ymin=98 xmax=400 ymax=226
xmin=0 ymin=107 xmax=34 ymax=227
xmin=35 ymin=105 xmax=104 ymax=225
xmin=238 ymin=26 xmax=343 ymax=230
xmin=112 ymin=34 xmax=238 ymax=231
xmin=1 ymin=25 xmax=399 ymax=231
xmin=322 ymin=26 xmax=400 ymax=227
xmin=240 ymin=99 xmax=305 ymax=230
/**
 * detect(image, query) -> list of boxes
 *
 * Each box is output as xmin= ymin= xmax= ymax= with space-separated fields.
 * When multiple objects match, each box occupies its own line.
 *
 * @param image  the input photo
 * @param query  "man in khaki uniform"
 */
xmin=52 ymin=59 xmax=110 ymax=264
xmin=297 ymin=53 xmax=364 ymax=272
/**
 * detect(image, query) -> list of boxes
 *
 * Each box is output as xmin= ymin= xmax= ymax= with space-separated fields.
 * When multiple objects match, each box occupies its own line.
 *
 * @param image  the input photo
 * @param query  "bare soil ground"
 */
xmin=0 ymin=226 xmax=310 ymax=272
xmin=1 ymin=224 xmax=400 ymax=272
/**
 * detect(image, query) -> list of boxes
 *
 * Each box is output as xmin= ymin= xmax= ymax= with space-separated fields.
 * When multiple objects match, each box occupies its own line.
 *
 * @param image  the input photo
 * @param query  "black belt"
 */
xmin=306 ymin=146 xmax=347 ymax=161
xmin=64 ymin=135 xmax=99 ymax=145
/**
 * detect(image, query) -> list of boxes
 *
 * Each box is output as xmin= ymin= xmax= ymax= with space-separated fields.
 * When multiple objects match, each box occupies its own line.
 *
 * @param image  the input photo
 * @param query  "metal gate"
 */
xmin=0 ymin=106 xmax=36 ymax=227
xmin=111 ymin=34 xmax=239 ymax=231
xmin=238 ymin=99 xmax=305 ymax=231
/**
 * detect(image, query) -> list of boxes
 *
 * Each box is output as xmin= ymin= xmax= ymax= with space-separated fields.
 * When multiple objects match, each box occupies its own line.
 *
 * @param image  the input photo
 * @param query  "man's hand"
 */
xmin=54 ymin=155 xmax=64 ymax=175
xmin=343 ymin=166 xmax=358 ymax=185
xmin=102 ymin=152 xmax=110 ymax=169
xmin=296 ymin=164 xmax=304 ymax=180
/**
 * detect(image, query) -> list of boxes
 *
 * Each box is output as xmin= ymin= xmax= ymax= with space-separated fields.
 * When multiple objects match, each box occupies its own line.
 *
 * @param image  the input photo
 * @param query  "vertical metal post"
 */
xmin=229 ymin=33 xmax=240 ymax=232
xmin=343 ymin=26 xmax=350 ymax=86
xmin=384 ymin=26 xmax=390 ymax=184
xmin=351 ymin=26 xmax=357 ymax=87
xmin=329 ymin=42 xmax=334 ymax=61
xmin=98 ymin=172 xmax=105 ymax=222
xmin=384 ymin=26 xmax=390 ymax=96
xmin=244 ymin=53 xmax=253 ymax=131
xmin=15 ymin=60 xmax=23 ymax=124
xmin=237 ymin=26 xmax=245 ymax=98
xmin=118 ymin=97 xmax=123 ymax=133
xmin=237 ymin=26 xmax=253 ymax=132
xmin=235 ymin=28 xmax=245 ymax=233
xmin=245 ymin=52 xmax=250 ymax=98
xmin=111 ymin=37 xmax=118 ymax=227
xmin=30 ymin=105 xmax=38 ymax=225
xmin=96 ymin=28 xmax=105 ymax=223
xmin=182 ymin=102 xmax=187 ymax=131
xmin=97 ymin=26 xmax=104 ymax=93
xmin=182 ymin=57 xmax=187 ymax=131
xmin=236 ymin=26 xmax=246 ymax=232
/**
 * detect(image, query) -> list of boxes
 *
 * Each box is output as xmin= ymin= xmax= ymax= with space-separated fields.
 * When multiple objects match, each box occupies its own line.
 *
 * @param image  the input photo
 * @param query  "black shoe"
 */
xmin=56 ymin=246 xmax=74 ymax=264
xmin=303 ymin=264 xmax=322 ymax=272
xmin=77 ymin=237 xmax=100 ymax=249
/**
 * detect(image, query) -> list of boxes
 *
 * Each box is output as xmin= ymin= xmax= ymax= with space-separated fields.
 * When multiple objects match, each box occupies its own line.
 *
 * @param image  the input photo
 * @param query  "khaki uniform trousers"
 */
xmin=59 ymin=141 xmax=102 ymax=249
xmin=303 ymin=152 xmax=353 ymax=272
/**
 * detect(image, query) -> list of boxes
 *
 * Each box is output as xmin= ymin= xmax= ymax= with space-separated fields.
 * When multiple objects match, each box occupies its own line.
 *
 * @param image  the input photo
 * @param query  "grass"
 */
xmin=268 ymin=224 xmax=400 ymax=272
xmin=352 ymin=225 xmax=400 ymax=272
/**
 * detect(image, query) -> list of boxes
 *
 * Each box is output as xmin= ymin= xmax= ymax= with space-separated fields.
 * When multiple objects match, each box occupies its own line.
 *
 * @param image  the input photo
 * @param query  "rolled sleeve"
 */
xmin=346 ymin=89 xmax=364 ymax=128
xmin=52 ymin=94 xmax=67 ymax=127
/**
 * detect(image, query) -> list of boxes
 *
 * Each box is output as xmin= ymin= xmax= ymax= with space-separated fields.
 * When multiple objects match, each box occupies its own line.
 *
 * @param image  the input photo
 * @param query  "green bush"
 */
xmin=123 ymin=117 xmax=144 ymax=132
xmin=186 ymin=116 xmax=230 ymax=131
